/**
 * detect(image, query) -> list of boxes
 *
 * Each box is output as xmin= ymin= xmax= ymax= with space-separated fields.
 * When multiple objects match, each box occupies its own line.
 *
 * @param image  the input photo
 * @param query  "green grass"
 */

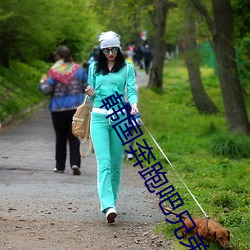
xmin=0 ymin=60 xmax=50 ymax=123
xmin=133 ymin=58 xmax=250 ymax=249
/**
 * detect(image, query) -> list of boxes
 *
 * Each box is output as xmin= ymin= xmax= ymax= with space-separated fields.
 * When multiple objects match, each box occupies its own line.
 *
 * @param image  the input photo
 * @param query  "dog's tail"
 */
xmin=162 ymin=206 xmax=186 ymax=219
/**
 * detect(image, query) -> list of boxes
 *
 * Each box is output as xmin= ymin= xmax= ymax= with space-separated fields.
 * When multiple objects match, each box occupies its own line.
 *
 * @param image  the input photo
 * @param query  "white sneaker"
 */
xmin=105 ymin=207 xmax=117 ymax=223
xmin=53 ymin=168 xmax=64 ymax=173
xmin=127 ymin=153 xmax=133 ymax=160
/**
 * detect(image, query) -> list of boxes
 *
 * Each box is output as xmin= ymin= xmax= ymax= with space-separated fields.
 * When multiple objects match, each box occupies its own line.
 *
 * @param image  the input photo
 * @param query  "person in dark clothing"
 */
xmin=143 ymin=44 xmax=152 ymax=74
xmin=39 ymin=45 xmax=88 ymax=175
xmin=134 ymin=45 xmax=144 ymax=69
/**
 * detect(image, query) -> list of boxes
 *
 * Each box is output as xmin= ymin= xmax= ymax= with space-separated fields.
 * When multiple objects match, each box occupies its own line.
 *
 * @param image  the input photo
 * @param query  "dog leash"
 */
xmin=139 ymin=118 xmax=209 ymax=218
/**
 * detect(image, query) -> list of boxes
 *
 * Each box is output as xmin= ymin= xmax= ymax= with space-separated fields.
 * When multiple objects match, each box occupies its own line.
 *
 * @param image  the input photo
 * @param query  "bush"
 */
xmin=210 ymin=192 xmax=237 ymax=209
xmin=0 ymin=60 xmax=49 ymax=123
xmin=210 ymin=135 xmax=250 ymax=159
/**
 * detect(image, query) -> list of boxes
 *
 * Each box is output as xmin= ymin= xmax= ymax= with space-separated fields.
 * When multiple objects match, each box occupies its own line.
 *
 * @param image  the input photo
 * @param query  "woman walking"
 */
xmin=39 ymin=45 xmax=88 ymax=175
xmin=85 ymin=31 xmax=138 ymax=223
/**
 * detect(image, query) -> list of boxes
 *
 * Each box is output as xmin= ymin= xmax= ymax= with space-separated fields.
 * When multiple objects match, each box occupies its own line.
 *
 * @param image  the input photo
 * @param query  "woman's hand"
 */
xmin=85 ymin=86 xmax=96 ymax=97
xmin=131 ymin=103 xmax=138 ymax=115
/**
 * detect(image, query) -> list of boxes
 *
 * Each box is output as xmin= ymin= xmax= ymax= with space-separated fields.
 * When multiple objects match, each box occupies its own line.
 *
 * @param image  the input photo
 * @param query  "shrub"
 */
xmin=210 ymin=192 xmax=237 ymax=209
xmin=210 ymin=135 xmax=250 ymax=159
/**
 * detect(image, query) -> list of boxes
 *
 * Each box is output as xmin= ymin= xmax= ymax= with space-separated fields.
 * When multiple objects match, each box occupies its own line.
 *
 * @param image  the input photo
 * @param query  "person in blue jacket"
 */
xmin=39 ymin=45 xmax=88 ymax=175
xmin=86 ymin=31 xmax=138 ymax=223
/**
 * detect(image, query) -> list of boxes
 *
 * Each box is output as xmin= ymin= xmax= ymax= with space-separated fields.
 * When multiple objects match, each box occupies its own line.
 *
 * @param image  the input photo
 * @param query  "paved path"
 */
xmin=0 ymin=71 xmax=174 ymax=249
xmin=135 ymin=68 xmax=149 ymax=88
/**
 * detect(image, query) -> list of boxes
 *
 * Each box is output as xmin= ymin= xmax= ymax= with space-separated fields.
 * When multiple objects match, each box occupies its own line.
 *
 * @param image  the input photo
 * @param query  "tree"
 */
xmin=184 ymin=1 xmax=218 ymax=114
xmin=148 ymin=0 xmax=177 ymax=89
xmin=0 ymin=0 xmax=98 ymax=66
xmin=91 ymin=0 xmax=156 ymax=48
xmin=191 ymin=0 xmax=250 ymax=134
xmin=232 ymin=0 xmax=250 ymax=96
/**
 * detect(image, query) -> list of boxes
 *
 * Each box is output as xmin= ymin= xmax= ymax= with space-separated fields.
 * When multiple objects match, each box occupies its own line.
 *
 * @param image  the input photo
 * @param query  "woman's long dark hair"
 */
xmin=95 ymin=48 xmax=126 ymax=75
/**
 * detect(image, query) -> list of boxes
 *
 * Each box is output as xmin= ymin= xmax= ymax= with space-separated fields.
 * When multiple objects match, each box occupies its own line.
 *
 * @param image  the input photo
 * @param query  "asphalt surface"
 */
xmin=0 ymin=105 xmax=165 ymax=223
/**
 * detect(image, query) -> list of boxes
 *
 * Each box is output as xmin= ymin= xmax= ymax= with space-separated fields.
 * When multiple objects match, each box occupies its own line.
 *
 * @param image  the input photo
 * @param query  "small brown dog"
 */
xmin=163 ymin=207 xmax=231 ymax=249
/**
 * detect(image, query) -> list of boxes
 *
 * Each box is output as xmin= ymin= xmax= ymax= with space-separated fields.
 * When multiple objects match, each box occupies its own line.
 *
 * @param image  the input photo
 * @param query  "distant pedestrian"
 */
xmin=143 ymin=44 xmax=152 ymax=74
xmin=134 ymin=45 xmax=144 ymax=69
xmin=85 ymin=31 xmax=138 ymax=223
xmin=39 ymin=45 xmax=88 ymax=175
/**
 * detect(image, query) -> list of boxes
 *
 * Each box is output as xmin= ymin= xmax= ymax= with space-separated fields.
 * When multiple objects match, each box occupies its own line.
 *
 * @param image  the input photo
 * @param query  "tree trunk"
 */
xmin=191 ymin=0 xmax=250 ymax=134
xmin=212 ymin=0 xmax=250 ymax=134
xmin=184 ymin=4 xmax=218 ymax=114
xmin=147 ymin=0 xmax=169 ymax=90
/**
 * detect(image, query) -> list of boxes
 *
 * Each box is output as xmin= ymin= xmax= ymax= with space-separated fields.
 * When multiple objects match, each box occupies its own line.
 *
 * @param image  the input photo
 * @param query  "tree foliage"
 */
xmin=232 ymin=0 xmax=250 ymax=95
xmin=0 ymin=0 xmax=99 ymax=67
xmin=232 ymin=0 xmax=250 ymax=39
xmin=0 ymin=0 xmax=249 ymax=134
xmin=91 ymin=0 xmax=155 ymax=46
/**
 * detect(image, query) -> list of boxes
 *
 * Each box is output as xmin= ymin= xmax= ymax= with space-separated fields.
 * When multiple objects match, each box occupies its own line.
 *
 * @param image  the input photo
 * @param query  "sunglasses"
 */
xmin=102 ymin=47 xmax=119 ymax=55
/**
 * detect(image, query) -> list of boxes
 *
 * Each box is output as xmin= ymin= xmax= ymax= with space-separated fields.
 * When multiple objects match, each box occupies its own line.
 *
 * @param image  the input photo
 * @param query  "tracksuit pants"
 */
xmin=90 ymin=111 xmax=127 ymax=212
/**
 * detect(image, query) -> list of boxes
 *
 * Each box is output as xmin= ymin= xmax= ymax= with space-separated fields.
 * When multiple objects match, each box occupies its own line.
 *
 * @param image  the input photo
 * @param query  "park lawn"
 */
xmin=135 ymin=58 xmax=250 ymax=250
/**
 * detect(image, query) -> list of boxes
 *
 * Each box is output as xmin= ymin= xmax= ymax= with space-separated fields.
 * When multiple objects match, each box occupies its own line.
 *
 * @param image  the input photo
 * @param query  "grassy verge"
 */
xmin=0 ymin=60 xmax=50 ymax=125
xmin=133 ymin=58 xmax=250 ymax=249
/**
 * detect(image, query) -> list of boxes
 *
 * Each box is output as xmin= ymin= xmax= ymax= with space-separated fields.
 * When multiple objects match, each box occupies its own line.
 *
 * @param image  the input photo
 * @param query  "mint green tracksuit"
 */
xmin=88 ymin=62 xmax=137 ymax=212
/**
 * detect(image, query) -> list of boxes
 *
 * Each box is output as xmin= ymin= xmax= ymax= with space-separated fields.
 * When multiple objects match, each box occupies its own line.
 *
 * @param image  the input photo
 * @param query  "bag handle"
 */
xmin=79 ymin=112 xmax=94 ymax=158
xmin=83 ymin=94 xmax=88 ymax=105
xmin=79 ymin=136 xmax=94 ymax=158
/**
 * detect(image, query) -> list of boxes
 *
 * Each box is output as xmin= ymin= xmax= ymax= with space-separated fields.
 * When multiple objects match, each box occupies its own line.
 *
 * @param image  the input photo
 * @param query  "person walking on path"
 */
xmin=143 ymin=44 xmax=153 ymax=75
xmin=39 ymin=45 xmax=88 ymax=176
xmin=85 ymin=31 xmax=138 ymax=223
